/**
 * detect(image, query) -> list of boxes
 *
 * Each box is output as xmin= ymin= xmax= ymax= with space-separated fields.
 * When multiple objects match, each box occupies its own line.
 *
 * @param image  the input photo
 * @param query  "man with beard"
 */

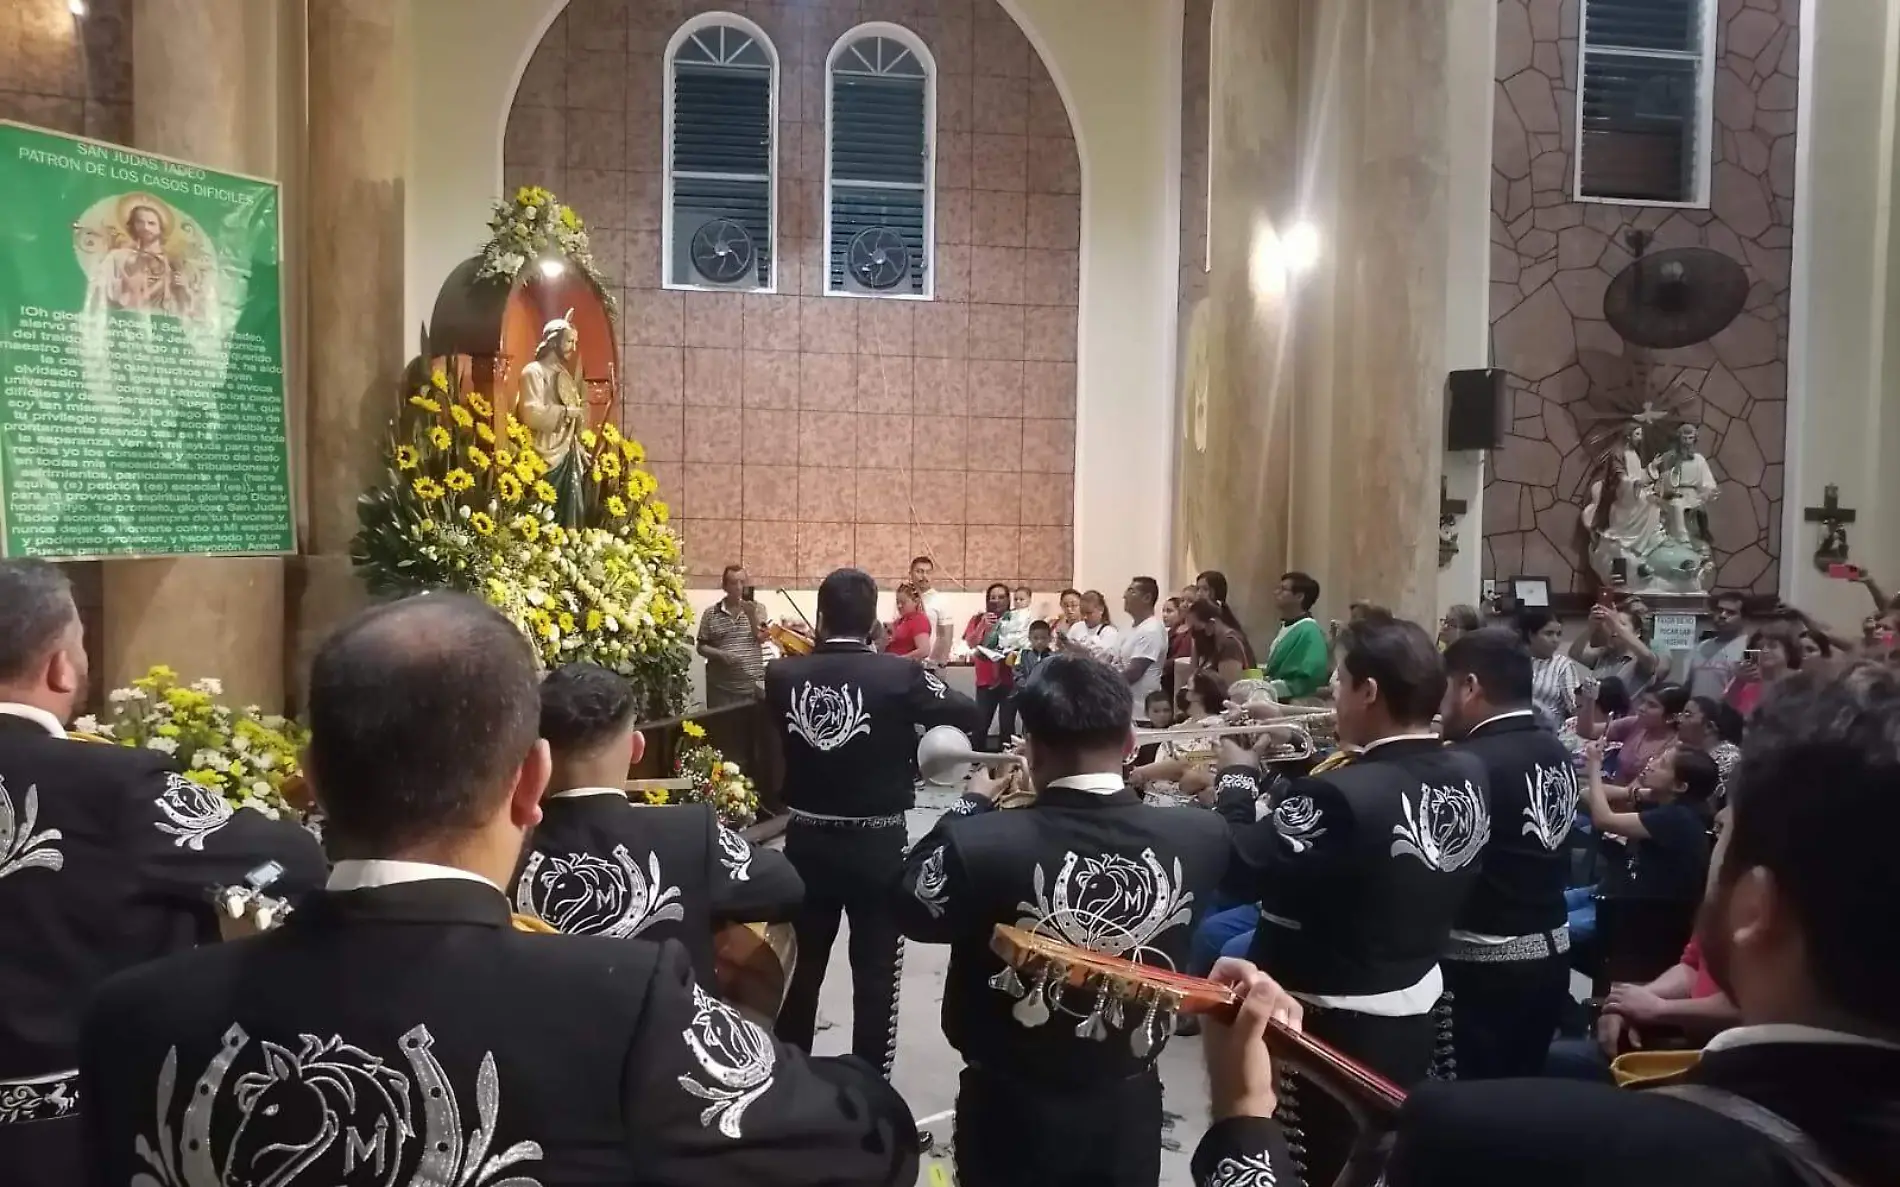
xmin=770 ymin=568 xmax=983 ymax=1076
xmin=893 ymin=652 xmax=1229 ymax=1187
xmin=1193 ymin=660 xmax=1900 ymax=1186
xmin=80 ymin=594 xmax=920 ymax=1187
xmin=1438 ymin=628 xmax=1581 ymax=1079
xmin=0 ymin=560 xmax=325 ymax=1187
xmin=512 ymin=662 xmax=802 ymax=988
xmin=1212 ymin=615 xmax=1489 ymax=1187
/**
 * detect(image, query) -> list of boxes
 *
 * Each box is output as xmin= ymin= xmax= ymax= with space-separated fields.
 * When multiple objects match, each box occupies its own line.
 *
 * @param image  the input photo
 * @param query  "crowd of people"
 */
xmin=4 ymin=552 xmax=1899 ymax=1187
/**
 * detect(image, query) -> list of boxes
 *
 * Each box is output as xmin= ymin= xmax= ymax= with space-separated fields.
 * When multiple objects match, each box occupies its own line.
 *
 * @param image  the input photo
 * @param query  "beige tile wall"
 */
xmin=505 ymin=0 xmax=1081 ymax=591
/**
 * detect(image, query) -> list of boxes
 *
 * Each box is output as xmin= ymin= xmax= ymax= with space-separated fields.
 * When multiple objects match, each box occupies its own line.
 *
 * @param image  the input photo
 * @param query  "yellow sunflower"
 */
xmin=444 ymin=468 xmax=474 ymax=493
xmin=428 ymin=426 xmax=452 ymax=451
xmin=586 ymin=608 xmax=604 ymax=632
xmin=506 ymin=419 xmax=534 ymax=447
xmin=476 ymin=422 xmax=496 ymax=445
xmin=467 ymin=446 xmax=491 ymax=471
xmin=590 ymin=468 xmax=603 ymax=484
xmin=467 ymin=392 xmax=494 ymax=418
xmin=597 ymin=451 xmax=621 ymax=479
xmin=497 ymin=472 xmax=524 ymax=502
xmin=494 ymin=447 xmax=514 ymax=468
xmin=431 ymin=369 xmax=449 ymax=391
xmin=394 ymin=444 xmax=420 ymax=471
xmin=643 ymin=787 xmax=671 ymax=806
xmin=581 ymin=428 xmax=599 ymax=451
xmin=557 ymin=611 xmax=577 ymax=633
xmin=681 ymin=719 xmax=707 ymax=740
xmin=544 ymin=524 xmax=569 ymax=547
xmin=450 ymin=404 xmax=474 ymax=429
xmin=533 ymin=480 xmax=559 ymax=505
xmin=469 ymin=511 xmax=495 ymax=535
xmin=514 ymin=461 xmax=537 ymax=484
xmin=605 ymin=495 xmax=629 ymax=519
xmin=412 ymin=476 xmax=445 ymax=499
xmin=601 ymin=423 xmax=622 ymax=445
xmin=511 ymin=515 xmax=540 ymax=540
xmin=620 ymin=438 xmax=644 ymax=463
xmin=408 ymin=394 xmax=441 ymax=414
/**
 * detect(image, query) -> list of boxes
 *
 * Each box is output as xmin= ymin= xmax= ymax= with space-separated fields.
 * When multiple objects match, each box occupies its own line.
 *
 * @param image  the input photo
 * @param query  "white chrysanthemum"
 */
xmin=107 ymin=688 xmax=134 ymax=704
xmin=146 ymin=737 xmax=179 ymax=755
xmin=72 ymin=715 xmax=100 ymax=734
xmin=189 ymin=677 xmax=224 ymax=695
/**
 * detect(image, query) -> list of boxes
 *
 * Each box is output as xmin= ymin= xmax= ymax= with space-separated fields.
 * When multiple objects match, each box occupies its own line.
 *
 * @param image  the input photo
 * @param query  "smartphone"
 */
xmin=742 ymin=585 xmax=757 ymax=602
xmin=1595 ymin=587 xmax=1617 ymax=611
xmin=1828 ymin=563 xmax=1864 ymax=580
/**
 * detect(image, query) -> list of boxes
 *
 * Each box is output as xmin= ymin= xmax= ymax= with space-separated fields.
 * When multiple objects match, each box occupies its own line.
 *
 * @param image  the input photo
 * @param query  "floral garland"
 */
xmin=78 ymin=666 xmax=306 ymax=819
xmin=655 ymin=719 xmax=760 ymax=828
xmin=351 ymin=367 xmax=691 ymax=715
xmin=476 ymin=186 xmax=617 ymax=317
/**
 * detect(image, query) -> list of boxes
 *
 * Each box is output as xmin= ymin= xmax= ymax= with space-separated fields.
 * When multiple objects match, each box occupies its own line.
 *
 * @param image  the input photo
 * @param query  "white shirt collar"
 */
xmin=1469 ymin=709 xmax=1535 ymax=733
xmin=1045 ymin=771 xmax=1127 ymax=796
xmin=1360 ymin=732 xmax=1440 ymax=755
xmin=1703 ymin=1023 xmax=1900 ymax=1055
xmin=0 ymin=702 xmax=66 ymax=738
xmin=547 ymin=786 xmax=626 ymax=801
xmin=326 ymin=859 xmax=501 ymax=894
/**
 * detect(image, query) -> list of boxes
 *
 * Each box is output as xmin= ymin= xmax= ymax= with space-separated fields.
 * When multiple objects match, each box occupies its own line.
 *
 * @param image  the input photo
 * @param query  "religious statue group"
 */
xmin=1580 ymin=421 xmax=1719 ymax=594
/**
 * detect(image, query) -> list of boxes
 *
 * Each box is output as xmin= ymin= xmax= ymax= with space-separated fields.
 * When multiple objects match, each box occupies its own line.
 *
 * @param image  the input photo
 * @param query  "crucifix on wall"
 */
xmin=1438 ymin=476 xmax=1468 ymax=569
xmin=1803 ymin=484 xmax=1857 ymax=571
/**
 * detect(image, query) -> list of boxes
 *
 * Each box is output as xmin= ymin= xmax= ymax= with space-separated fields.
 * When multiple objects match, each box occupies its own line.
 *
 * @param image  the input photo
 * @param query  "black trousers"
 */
xmin=775 ymin=820 xmax=907 ymax=1075
xmin=1282 ymin=1005 xmax=1436 ymax=1187
xmin=1444 ymin=948 xmax=1572 ymax=1080
xmin=954 ymin=1065 xmax=1163 ymax=1187
xmin=973 ymin=683 xmax=1016 ymax=750
xmin=0 ymin=1117 xmax=82 ymax=1187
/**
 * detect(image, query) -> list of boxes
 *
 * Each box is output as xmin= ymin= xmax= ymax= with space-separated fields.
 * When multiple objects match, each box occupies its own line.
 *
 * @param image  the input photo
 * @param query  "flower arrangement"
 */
xmin=661 ymin=719 xmax=760 ymax=828
xmin=77 ymin=666 xmax=306 ymax=819
xmin=476 ymin=186 xmax=616 ymax=316
xmin=351 ymin=365 xmax=691 ymax=715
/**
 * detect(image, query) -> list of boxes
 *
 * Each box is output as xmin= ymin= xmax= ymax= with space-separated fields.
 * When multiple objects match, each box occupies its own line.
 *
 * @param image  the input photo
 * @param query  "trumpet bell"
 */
xmin=918 ymin=724 xmax=1026 ymax=786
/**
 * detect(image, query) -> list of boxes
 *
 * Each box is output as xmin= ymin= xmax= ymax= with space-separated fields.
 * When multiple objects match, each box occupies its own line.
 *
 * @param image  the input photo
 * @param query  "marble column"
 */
xmin=1174 ymin=0 xmax=1303 ymax=635
xmin=103 ymin=0 xmax=285 ymax=708
xmin=1289 ymin=0 xmax=1452 ymax=626
xmin=292 ymin=0 xmax=405 ymax=689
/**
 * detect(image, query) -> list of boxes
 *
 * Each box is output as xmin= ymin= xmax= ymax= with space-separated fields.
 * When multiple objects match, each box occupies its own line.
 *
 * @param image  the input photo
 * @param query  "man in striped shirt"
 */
xmin=696 ymin=564 xmax=766 ymax=708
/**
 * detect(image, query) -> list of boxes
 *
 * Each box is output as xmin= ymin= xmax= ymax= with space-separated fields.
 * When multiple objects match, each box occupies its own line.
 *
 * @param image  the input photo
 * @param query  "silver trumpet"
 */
xmin=1131 ymin=709 xmax=1336 ymax=763
xmin=917 ymin=724 xmax=1029 ymax=787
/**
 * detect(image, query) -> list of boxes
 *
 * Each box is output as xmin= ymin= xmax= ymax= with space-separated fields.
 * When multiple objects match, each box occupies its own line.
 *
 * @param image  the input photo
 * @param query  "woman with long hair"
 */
xmin=1194 ymin=569 xmax=1257 ymax=668
xmin=1725 ymin=628 xmax=1800 ymax=717
xmin=1064 ymin=589 xmax=1120 ymax=660
xmin=1160 ymin=595 xmax=1195 ymax=701
xmin=1186 ymin=598 xmax=1249 ymax=685
xmin=1677 ymin=694 xmax=1745 ymax=806
xmin=962 ymin=583 xmax=1016 ymax=747
xmin=1600 ymin=683 xmax=1688 ymax=789
xmin=1519 ymin=608 xmax=1595 ymax=734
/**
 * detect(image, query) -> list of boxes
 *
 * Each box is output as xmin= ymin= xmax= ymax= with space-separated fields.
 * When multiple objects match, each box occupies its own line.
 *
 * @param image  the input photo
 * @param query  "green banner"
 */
xmin=0 ymin=121 xmax=292 ymax=559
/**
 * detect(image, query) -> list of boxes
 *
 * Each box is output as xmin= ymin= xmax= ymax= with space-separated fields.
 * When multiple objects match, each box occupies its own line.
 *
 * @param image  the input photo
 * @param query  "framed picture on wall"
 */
xmin=1509 ymin=576 xmax=1551 ymax=608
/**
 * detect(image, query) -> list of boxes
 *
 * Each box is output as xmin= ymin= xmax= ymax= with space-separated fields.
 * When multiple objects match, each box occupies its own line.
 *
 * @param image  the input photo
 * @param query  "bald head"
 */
xmin=307 ymin=593 xmax=542 ymax=856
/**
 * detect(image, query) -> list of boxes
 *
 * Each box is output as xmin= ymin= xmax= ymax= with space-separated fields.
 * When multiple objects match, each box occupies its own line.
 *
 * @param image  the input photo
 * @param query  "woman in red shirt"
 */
xmin=964 ymin=583 xmax=1016 ymax=748
xmin=885 ymin=582 xmax=932 ymax=660
xmin=1724 ymin=629 xmax=1799 ymax=717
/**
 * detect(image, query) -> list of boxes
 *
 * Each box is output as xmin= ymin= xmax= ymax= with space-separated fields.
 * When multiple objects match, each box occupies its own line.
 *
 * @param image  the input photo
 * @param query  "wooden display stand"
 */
xmin=424 ymin=254 xmax=620 ymax=435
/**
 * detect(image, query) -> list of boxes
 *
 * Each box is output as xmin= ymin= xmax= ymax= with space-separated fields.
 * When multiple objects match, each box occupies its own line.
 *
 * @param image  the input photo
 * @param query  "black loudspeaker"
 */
xmin=1445 ymin=368 xmax=1506 ymax=452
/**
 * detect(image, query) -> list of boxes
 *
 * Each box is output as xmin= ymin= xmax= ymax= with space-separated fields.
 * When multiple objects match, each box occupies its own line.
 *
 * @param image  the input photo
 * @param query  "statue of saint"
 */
xmin=517 ymin=312 xmax=589 ymax=527
xmin=1649 ymin=422 xmax=1719 ymax=550
xmin=1581 ymin=425 xmax=1664 ymax=582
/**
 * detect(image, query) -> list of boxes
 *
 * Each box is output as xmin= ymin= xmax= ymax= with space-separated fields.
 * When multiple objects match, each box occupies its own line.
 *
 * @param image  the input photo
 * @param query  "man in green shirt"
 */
xmin=1265 ymin=570 xmax=1329 ymax=700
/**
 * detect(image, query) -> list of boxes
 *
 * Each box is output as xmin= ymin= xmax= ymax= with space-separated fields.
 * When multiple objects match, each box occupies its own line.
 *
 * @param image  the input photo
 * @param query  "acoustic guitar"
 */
xmin=989 ymin=924 xmax=1403 ymax=1187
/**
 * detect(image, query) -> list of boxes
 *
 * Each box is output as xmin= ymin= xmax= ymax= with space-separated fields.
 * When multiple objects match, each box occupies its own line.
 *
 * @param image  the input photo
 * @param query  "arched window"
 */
xmin=665 ymin=14 xmax=778 ymax=291
xmin=825 ymin=25 xmax=934 ymax=298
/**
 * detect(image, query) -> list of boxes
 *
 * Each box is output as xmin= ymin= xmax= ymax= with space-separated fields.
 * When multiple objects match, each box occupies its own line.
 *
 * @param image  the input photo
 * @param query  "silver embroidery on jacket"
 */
xmin=679 ymin=983 xmax=778 ymax=1139
xmin=1207 ymin=1151 xmax=1278 ymax=1186
xmin=514 ymin=845 xmax=684 ymax=938
xmin=921 ymin=670 xmax=948 ymax=699
xmin=785 ymin=683 xmax=872 ymax=752
xmin=0 ymin=1069 xmax=78 ymax=1125
xmin=715 ymin=824 xmax=753 ymax=882
xmin=1271 ymin=796 xmax=1326 ymax=854
xmin=153 ymin=772 xmax=235 ymax=851
xmin=0 ymin=776 xmax=62 ymax=880
xmin=1391 ymin=779 xmax=1491 ymax=872
xmin=134 ymin=1024 xmax=543 ymax=1187
xmin=1521 ymin=762 xmax=1579 ymax=852
xmin=912 ymin=845 xmax=951 ymax=918
xmin=1017 ymin=849 xmax=1195 ymax=964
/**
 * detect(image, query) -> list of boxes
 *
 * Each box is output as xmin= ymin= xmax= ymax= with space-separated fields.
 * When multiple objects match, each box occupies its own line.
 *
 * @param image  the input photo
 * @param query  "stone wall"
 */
xmin=1485 ymin=0 xmax=1797 ymax=596
xmin=505 ymin=0 xmax=1081 ymax=592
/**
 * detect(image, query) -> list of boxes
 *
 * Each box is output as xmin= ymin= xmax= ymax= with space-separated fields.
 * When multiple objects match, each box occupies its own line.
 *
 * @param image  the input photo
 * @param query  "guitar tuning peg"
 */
xmin=1073 ymin=979 xmax=1111 ymax=1041
xmin=253 ymin=905 xmax=275 ymax=930
xmin=1129 ymin=994 xmax=1161 ymax=1057
xmin=1012 ymin=966 xmax=1054 ymax=1028
xmin=988 ymin=964 xmax=1026 ymax=998
xmin=1105 ymin=995 xmax=1126 ymax=1031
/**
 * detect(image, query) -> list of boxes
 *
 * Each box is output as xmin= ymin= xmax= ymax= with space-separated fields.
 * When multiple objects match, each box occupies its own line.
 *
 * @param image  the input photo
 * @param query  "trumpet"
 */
xmin=1132 ymin=710 xmax=1335 ymax=763
xmin=917 ymin=724 xmax=1027 ymax=786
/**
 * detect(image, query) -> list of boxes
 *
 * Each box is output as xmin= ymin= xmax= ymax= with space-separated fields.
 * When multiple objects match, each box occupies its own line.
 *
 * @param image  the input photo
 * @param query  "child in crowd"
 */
xmin=997 ymin=585 xmax=1035 ymax=654
xmin=1131 ymin=688 xmax=1174 ymax=768
xmin=1014 ymin=619 xmax=1057 ymax=686
xmin=1568 ymin=741 xmax=1718 ymax=946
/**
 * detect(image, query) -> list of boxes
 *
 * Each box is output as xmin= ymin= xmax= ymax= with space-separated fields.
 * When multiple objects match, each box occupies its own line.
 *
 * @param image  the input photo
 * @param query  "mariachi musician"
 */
xmin=1195 ymin=664 xmax=1900 ymax=1187
xmin=768 ymin=567 xmax=984 ymax=1075
xmin=894 ymin=653 xmax=1231 ymax=1187
xmin=1214 ymin=614 xmax=1489 ymax=1187
xmin=512 ymin=662 xmax=804 ymax=989
xmin=1437 ymin=628 xmax=1582 ymax=1079
xmin=79 ymin=594 xmax=920 ymax=1187
xmin=0 ymin=560 xmax=326 ymax=1187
